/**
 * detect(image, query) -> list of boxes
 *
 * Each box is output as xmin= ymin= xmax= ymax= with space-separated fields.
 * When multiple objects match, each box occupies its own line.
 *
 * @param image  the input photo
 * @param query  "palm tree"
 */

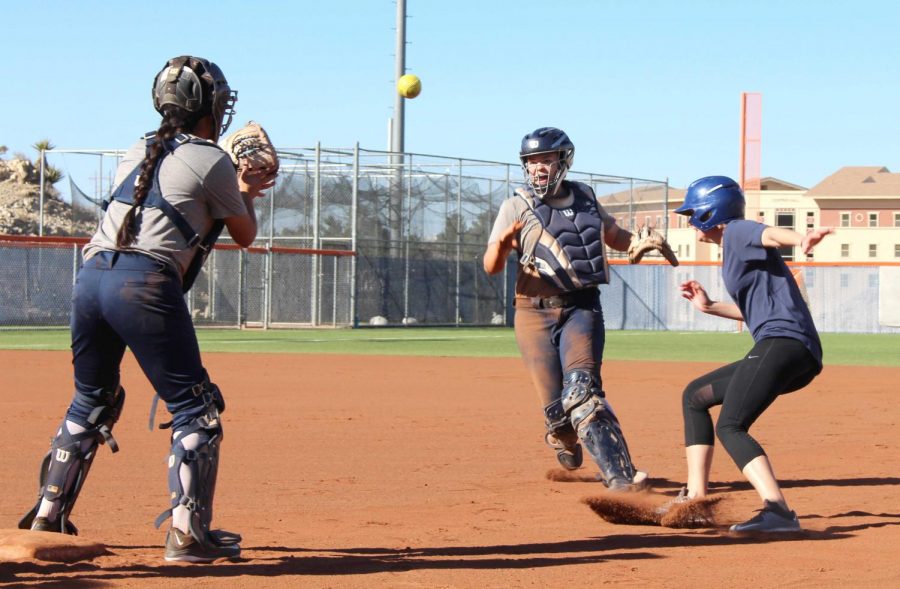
xmin=32 ymin=139 xmax=64 ymax=186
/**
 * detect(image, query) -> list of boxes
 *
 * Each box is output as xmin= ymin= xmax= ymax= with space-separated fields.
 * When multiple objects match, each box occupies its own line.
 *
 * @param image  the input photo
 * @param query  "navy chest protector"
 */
xmin=516 ymin=182 xmax=610 ymax=291
xmin=103 ymin=133 xmax=225 ymax=293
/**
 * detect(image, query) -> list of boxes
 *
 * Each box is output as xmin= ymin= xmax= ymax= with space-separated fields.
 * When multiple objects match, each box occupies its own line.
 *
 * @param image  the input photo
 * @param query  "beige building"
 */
xmin=600 ymin=167 xmax=900 ymax=263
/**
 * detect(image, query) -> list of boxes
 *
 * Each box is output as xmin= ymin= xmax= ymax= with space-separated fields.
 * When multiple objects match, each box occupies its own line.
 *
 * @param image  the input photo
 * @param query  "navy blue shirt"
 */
xmin=722 ymin=220 xmax=822 ymax=367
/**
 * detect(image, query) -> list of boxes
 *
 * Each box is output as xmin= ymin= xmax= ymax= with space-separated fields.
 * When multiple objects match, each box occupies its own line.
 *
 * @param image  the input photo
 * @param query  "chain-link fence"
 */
xmin=0 ymin=237 xmax=354 ymax=328
xmin=3 ymin=233 xmax=897 ymax=333
xmin=23 ymin=145 xmax=667 ymax=327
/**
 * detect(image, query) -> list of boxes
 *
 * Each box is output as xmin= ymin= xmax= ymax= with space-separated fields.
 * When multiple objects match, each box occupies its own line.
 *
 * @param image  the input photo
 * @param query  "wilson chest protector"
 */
xmin=516 ymin=182 xmax=610 ymax=291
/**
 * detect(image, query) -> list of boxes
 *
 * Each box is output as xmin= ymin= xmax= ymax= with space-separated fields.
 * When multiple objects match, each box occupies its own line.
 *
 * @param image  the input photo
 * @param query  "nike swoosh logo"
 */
xmin=748 ymin=355 xmax=759 ymax=359
xmin=175 ymin=535 xmax=187 ymax=546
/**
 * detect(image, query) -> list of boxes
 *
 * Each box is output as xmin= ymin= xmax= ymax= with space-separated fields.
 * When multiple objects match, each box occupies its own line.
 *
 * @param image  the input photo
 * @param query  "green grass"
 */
xmin=0 ymin=328 xmax=897 ymax=366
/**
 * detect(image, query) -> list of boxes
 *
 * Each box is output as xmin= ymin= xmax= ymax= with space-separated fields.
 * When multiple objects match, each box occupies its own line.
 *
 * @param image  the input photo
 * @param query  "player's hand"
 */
xmin=801 ymin=227 xmax=834 ymax=254
xmin=680 ymin=280 xmax=712 ymax=312
xmin=499 ymin=220 xmax=524 ymax=251
xmin=239 ymin=166 xmax=278 ymax=199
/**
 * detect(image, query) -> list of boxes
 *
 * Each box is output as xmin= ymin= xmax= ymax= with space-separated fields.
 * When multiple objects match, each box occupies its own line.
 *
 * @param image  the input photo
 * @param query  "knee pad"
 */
xmin=156 ymin=371 xmax=226 ymax=431
xmin=560 ymin=369 xmax=638 ymax=489
xmin=19 ymin=386 xmax=125 ymax=534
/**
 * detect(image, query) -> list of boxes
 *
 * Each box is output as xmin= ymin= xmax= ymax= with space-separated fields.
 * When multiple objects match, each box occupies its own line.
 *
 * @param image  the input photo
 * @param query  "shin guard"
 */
xmin=19 ymin=386 xmax=125 ymax=534
xmin=155 ymin=379 xmax=240 ymax=548
xmin=561 ymin=370 xmax=639 ymax=489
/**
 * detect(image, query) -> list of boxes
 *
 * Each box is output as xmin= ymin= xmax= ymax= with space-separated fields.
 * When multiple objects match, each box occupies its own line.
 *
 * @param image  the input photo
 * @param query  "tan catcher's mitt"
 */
xmin=627 ymin=226 xmax=679 ymax=266
xmin=222 ymin=121 xmax=279 ymax=175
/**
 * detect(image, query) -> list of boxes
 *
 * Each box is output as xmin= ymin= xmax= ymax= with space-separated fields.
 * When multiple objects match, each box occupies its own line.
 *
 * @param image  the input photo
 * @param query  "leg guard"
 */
xmin=19 ymin=386 xmax=125 ymax=534
xmin=561 ymin=370 xmax=639 ymax=490
xmin=156 ymin=377 xmax=241 ymax=560
xmin=543 ymin=399 xmax=583 ymax=470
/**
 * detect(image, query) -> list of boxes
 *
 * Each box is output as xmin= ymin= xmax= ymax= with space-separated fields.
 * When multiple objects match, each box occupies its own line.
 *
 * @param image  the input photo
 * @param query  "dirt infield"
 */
xmin=1 ymin=350 xmax=898 ymax=587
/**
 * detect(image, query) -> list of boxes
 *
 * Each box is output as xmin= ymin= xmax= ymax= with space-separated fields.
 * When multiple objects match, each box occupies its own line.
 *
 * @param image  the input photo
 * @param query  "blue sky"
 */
xmin=2 ymin=0 xmax=898 ymax=189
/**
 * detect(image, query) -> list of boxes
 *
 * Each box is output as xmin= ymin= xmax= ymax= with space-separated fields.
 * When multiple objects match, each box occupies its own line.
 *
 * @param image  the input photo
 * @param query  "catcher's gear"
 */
xmin=519 ymin=127 xmax=574 ymax=197
xmin=104 ymin=133 xmax=226 ymax=293
xmin=544 ymin=399 xmax=583 ymax=470
xmin=222 ymin=121 xmax=280 ymax=175
xmin=19 ymin=386 xmax=125 ymax=535
xmin=675 ymin=175 xmax=745 ymax=231
xmin=153 ymin=56 xmax=237 ymax=141
xmin=560 ymin=370 xmax=640 ymax=490
xmin=515 ymin=183 xmax=610 ymax=290
xmin=155 ymin=378 xmax=240 ymax=552
xmin=627 ymin=226 xmax=679 ymax=266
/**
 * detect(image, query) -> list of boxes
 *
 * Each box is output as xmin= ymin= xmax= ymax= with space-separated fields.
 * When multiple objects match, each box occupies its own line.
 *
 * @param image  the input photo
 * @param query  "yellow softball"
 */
xmin=397 ymin=74 xmax=422 ymax=99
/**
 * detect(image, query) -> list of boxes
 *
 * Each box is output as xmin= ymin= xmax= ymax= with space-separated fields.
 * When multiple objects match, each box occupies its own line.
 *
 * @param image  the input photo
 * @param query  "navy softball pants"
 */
xmin=66 ymin=251 xmax=209 ymax=431
xmin=513 ymin=297 xmax=606 ymax=408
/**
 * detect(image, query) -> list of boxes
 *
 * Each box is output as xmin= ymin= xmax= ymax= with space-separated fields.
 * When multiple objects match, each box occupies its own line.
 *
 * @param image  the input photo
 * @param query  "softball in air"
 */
xmin=397 ymin=74 xmax=422 ymax=99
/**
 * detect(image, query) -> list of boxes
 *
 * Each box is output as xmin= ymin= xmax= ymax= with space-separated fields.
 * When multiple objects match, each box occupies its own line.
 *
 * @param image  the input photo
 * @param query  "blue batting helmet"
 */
xmin=675 ymin=176 xmax=745 ymax=231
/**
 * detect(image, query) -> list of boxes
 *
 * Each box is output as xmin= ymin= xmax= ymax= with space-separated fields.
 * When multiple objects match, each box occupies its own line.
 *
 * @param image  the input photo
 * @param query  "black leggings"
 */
xmin=682 ymin=337 xmax=821 ymax=470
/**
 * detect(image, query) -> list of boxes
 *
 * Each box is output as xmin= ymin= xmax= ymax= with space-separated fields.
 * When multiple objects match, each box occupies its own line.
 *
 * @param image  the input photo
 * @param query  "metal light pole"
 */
xmin=387 ymin=0 xmax=407 ymax=267
xmin=391 ymin=0 xmax=407 ymax=154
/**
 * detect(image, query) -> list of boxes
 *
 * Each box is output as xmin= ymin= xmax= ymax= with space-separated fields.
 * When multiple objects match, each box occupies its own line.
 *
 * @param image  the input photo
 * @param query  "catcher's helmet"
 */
xmin=152 ymin=56 xmax=237 ymax=140
xmin=675 ymin=175 xmax=745 ymax=231
xmin=519 ymin=127 xmax=574 ymax=197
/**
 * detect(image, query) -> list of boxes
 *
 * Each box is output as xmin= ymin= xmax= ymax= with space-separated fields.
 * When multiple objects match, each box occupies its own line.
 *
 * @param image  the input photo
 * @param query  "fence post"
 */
xmin=264 ymin=247 xmax=272 ymax=329
xmin=39 ymin=150 xmax=45 ymax=237
xmin=351 ymin=143 xmax=359 ymax=327
xmin=504 ymin=164 xmax=510 ymax=325
xmin=72 ymin=244 xmax=78 ymax=286
xmin=265 ymin=172 xmax=276 ymax=329
xmin=456 ymin=159 xmax=463 ymax=326
xmin=332 ymin=255 xmax=338 ymax=326
xmin=312 ymin=142 xmax=321 ymax=326
xmin=237 ymin=249 xmax=245 ymax=328
xmin=403 ymin=154 xmax=412 ymax=324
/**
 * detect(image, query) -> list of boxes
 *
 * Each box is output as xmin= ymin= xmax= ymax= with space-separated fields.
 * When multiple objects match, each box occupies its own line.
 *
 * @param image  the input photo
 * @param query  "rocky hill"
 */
xmin=0 ymin=156 xmax=96 ymax=236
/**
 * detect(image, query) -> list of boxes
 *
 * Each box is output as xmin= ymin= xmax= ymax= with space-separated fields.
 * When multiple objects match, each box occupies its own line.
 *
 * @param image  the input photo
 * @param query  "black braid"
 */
xmin=115 ymin=107 xmax=197 ymax=247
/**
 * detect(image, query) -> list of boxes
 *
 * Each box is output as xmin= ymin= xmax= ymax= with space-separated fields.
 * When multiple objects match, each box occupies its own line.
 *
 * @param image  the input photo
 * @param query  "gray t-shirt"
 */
xmin=488 ymin=181 xmax=614 ymax=297
xmin=722 ymin=219 xmax=823 ymax=366
xmin=84 ymin=137 xmax=248 ymax=276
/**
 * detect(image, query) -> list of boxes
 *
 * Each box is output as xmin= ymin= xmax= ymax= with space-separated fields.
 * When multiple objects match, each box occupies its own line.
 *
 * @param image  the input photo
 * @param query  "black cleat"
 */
xmin=164 ymin=528 xmax=241 ymax=563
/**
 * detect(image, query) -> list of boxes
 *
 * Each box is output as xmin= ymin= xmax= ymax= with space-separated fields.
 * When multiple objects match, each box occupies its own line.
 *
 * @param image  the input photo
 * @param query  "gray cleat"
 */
xmin=729 ymin=501 xmax=801 ymax=533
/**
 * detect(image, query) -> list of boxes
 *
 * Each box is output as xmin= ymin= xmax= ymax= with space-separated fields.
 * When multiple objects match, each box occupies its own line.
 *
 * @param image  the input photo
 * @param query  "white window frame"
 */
xmin=840 ymin=212 xmax=851 ymax=228
xmin=868 ymin=212 xmax=878 ymax=228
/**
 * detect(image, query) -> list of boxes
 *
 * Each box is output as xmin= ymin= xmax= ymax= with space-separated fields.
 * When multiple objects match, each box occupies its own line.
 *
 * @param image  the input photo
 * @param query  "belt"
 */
xmin=89 ymin=250 xmax=178 ymax=278
xmin=523 ymin=287 xmax=599 ymax=309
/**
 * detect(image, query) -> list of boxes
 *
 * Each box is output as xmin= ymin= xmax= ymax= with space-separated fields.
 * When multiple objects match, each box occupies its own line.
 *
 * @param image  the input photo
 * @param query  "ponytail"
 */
xmin=115 ymin=107 xmax=198 ymax=247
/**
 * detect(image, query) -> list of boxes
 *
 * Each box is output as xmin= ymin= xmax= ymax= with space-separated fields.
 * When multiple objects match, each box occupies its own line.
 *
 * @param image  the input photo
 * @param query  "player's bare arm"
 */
xmin=483 ymin=220 xmax=523 ymax=274
xmin=761 ymin=226 xmax=835 ymax=253
xmin=604 ymin=223 xmax=633 ymax=252
xmin=679 ymin=280 xmax=743 ymax=320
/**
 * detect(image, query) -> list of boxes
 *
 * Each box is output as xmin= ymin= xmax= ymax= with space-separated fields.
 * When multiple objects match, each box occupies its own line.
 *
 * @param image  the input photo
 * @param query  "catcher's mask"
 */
xmin=675 ymin=175 xmax=745 ymax=231
xmin=519 ymin=127 xmax=574 ymax=198
xmin=152 ymin=56 xmax=237 ymax=141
